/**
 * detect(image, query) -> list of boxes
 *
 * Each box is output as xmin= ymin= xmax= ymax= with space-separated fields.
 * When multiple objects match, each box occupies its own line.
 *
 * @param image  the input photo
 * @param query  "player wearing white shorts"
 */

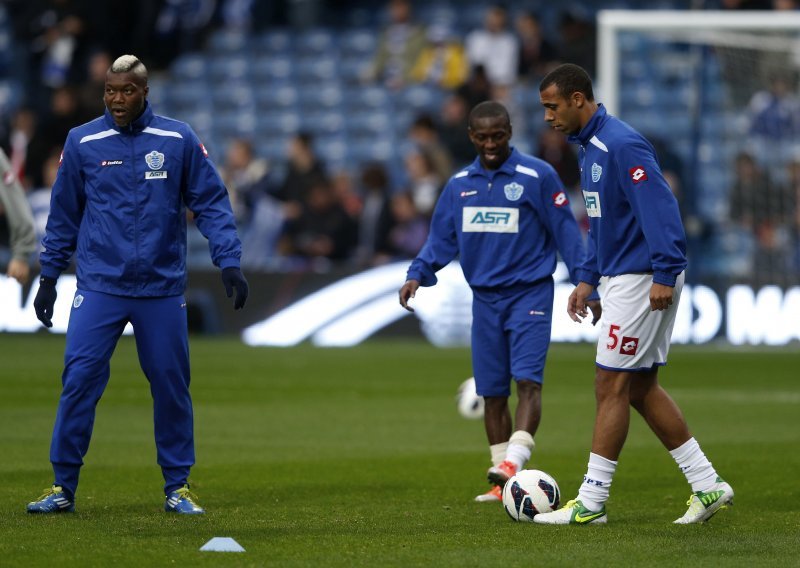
xmin=596 ymin=272 xmax=684 ymax=372
xmin=532 ymin=64 xmax=733 ymax=526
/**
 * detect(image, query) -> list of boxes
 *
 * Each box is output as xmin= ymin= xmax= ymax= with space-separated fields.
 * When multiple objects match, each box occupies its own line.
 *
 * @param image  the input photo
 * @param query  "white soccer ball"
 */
xmin=502 ymin=469 xmax=561 ymax=522
xmin=456 ymin=377 xmax=484 ymax=419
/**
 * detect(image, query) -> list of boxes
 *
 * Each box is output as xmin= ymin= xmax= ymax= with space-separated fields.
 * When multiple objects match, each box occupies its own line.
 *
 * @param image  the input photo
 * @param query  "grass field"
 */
xmin=1 ymin=334 xmax=798 ymax=567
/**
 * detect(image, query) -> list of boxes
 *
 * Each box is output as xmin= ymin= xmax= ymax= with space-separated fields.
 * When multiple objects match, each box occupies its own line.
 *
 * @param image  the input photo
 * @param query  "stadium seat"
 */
xmin=314 ymin=134 xmax=349 ymax=165
xmin=214 ymin=109 xmax=258 ymax=139
xmin=210 ymin=83 xmax=255 ymax=111
xmin=299 ymin=110 xmax=345 ymax=136
xmin=338 ymin=28 xmax=378 ymax=58
xmin=170 ymin=53 xmax=208 ymax=82
xmin=294 ymin=28 xmax=337 ymax=56
xmin=395 ymin=84 xmax=446 ymax=113
xmin=344 ymin=110 xmax=394 ymax=138
xmin=164 ymin=80 xmax=209 ymax=113
xmin=293 ymin=55 xmax=340 ymax=85
xmin=255 ymin=84 xmax=299 ymax=110
xmin=296 ymin=85 xmax=344 ymax=110
xmin=207 ymin=29 xmax=250 ymax=54
xmin=256 ymin=110 xmax=302 ymax=136
xmin=251 ymin=55 xmax=294 ymax=83
xmin=347 ymin=138 xmax=395 ymax=163
xmin=256 ymin=29 xmax=293 ymax=54
xmin=343 ymin=85 xmax=393 ymax=111
xmin=207 ymin=55 xmax=252 ymax=82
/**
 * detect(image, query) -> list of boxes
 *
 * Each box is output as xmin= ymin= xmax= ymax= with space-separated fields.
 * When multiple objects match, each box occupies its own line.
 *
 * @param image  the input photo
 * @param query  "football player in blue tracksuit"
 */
xmin=27 ymin=55 xmax=249 ymax=515
xmin=399 ymin=101 xmax=599 ymax=503
xmin=534 ymin=63 xmax=732 ymax=525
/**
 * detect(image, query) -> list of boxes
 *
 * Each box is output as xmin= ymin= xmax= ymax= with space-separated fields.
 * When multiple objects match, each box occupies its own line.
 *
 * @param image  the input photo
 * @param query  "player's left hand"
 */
xmin=586 ymin=299 xmax=602 ymax=326
xmin=221 ymin=267 xmax=249 ymax=310
xmin=649 ymin=283 xmax=674 ymax=311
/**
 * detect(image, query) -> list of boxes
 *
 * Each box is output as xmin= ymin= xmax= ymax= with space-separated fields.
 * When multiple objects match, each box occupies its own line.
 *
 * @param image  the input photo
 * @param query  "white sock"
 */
xmin=670 ymin=437 xmax=719 ymax=492
xmin=577 ymin=453 xmax=617 ymax=511
xmin=489 ymin=442 xmax=509 ymax=467
xmin=505 ymin=430 xmax=535 ymax=470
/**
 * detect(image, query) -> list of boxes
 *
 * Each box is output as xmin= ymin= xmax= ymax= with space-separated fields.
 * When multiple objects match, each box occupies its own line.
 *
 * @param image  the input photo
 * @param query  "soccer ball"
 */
xmin=502 ymin=469 xmax=561 ymax=522
xmin=456 ymin=377 xmax=484 ymax=419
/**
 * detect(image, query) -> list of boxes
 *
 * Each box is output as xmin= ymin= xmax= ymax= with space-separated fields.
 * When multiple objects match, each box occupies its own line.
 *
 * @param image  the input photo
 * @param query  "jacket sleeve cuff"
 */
xmin=39 ymin=266 xmax=62 ymax=281
xmin=653 ymin=271 xmax=677 ymax=287
xmin=575 ymin=268 xmax=600 ymax=288
xmin=217 ymin=257 xmax=241 ymax=270
xmin=406 ymin=266 xmax=437 ymax=287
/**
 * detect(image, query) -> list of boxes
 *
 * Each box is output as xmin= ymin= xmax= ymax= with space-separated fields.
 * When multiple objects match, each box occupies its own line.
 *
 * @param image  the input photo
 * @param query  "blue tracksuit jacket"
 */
xmin=40 ymin=102 xmax=241 ymax=296
xmin=406 ymin=148 xmax=588 ymax=290
xmin=569 ymin=105 xmax=687 ymax=287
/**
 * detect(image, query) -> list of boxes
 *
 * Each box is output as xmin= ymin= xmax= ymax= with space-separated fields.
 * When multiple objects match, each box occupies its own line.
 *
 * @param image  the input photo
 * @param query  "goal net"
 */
xmin=597 ymin=10 xmax=800 ymax=289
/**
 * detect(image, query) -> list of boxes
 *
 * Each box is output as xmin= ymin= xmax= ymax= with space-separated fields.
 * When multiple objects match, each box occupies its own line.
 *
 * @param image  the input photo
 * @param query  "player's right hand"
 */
xmin=33 ymin=276 xmax=58 ymax=328
xmin=399 ymin=280 xmax=420 ymax=312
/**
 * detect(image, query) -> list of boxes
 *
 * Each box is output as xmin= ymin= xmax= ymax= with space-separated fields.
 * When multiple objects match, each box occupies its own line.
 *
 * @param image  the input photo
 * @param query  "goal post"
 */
xmin=596 ymin=10 xmax=800 ymax=290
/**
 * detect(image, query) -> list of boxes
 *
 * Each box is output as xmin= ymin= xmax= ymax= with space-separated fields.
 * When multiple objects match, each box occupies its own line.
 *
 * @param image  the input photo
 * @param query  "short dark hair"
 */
xmin=468 ymin=101 xmax=510 ymax=129
xmin=539 ymin=63 xmax=594 ymax=101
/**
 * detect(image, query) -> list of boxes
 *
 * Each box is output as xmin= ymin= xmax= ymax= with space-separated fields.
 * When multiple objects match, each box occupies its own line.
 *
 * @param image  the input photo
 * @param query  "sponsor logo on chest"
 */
xmin=462 ymin=206 xmax=519 ymax=233
xmin=582 ymin=190 xmax=602 ymax=218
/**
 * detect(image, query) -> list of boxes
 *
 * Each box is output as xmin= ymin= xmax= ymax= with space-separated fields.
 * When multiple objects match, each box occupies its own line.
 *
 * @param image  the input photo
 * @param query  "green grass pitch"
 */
xmin=1 ymin=334 xmax=798 ymax=566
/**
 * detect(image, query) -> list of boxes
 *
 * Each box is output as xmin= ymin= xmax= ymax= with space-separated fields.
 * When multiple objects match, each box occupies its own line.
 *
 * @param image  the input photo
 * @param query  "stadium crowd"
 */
xmin=1 ymin=0 xmax=800 ymax=284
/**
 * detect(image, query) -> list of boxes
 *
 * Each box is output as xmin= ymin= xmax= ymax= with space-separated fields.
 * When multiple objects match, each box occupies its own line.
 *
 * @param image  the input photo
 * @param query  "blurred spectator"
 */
xmin=465 ymin=4 xmax=519 ymax=88
xmin=536 ymin=126 xmax=579 ymax=190
xmin=728 ymin=151 xmax=795 ymax=282
xmin=76 ymin=49 xmax=113 ymax=119
xmin=363 ymin=0 xmax=427 ymax=90
xmin=331 ymin=169 xmax=363 ymax=221
xmin=27 ymin=148 xmax=63 ymax=255
xmin=13 ymin=0 xmax=89 ymax=110
xmin=26 ymin=86 xmax=85 ymax=189
xmin=279 ymin=177 xmax=357 ymax=264
xmin=2 ymin=107 xmax=38 ymax=189
xmin=515 ymin=11 xmax=558 ymax=83
xmin=556 ymin=8 xmax=596 ymax=77
xmin=404 ymin=148 xmax=442 ymax=218
xmin=439 ymin=91 xmax=474 ymax=168
xmin=747 ymin=71 xmax=800 ymax=143
xmin=458 ymin=64 xmax=492 ymax=109
xmin=274 ymin=132 xmax=327 ymax=220
xmin=220 ymin=138 xmax=270 ymax=225
xmin=381 ymin=191 xmax=429 ymax=261
xmin=407 ymin=114 xmax=453 ymax=185
xmin=150 ymin=0 xmax=218 ymax=70
xmin=409 ymin=23 xmax=469 ymax=90
xmin=355 ymin=162 xmax=395 ymax=266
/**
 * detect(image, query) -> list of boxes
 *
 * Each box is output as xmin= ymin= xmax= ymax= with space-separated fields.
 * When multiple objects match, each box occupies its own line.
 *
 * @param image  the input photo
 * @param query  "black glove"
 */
xmin=33 ymin=276 xmax=58 ymax=328
xmin=221 ymin=267 xmax=248 ymax=310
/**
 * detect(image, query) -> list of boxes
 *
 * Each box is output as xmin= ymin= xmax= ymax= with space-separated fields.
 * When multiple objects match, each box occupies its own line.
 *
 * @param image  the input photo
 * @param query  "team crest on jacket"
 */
xmin=504 ymin=182 xmax=524 ymax=201
xmin=591 ymin=163 xmax=602 ymax=183
xmin=145 ymin=151 xmax=167 ymax=179
xmin=73 ymin=294 xmax=84 ymax=309
xmin=145 ymin=151 xmax=165 ymax=170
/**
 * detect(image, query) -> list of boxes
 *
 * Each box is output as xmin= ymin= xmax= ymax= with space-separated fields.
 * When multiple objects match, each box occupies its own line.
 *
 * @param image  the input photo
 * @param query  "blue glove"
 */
xmin=221 ymin=267 xmax=248 ymax=310
xmin=33 ymin=276 xmax=57 ymax=328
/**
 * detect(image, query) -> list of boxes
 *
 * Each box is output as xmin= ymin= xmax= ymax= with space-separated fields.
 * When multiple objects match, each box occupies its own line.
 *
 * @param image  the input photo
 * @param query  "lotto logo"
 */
xmin=629 ymin=166 xmax=648 ymax=184
xmin=552 ymin=191 xmax=569 ymax=207
xmin=620 ymin=336 xmax=639 ymax=356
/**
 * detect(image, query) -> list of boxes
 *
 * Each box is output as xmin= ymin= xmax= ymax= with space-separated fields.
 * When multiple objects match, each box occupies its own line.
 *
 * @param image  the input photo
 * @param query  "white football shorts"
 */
xmin=595 ymin=271 xmax=685 ymax=371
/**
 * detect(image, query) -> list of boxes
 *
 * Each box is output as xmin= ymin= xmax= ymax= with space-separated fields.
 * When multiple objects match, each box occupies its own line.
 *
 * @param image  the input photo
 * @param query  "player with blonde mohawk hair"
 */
xmin=27 ymin=54 xmax=248 ymax=515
